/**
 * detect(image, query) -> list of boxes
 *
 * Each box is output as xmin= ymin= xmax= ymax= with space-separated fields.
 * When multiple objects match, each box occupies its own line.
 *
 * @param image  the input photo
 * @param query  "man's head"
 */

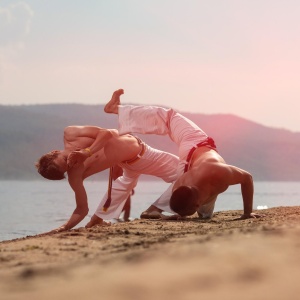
xmin=170 ymin=186 xmax=199 ymax=216
xmin=35 ymin=150 xmax=66 ymax=180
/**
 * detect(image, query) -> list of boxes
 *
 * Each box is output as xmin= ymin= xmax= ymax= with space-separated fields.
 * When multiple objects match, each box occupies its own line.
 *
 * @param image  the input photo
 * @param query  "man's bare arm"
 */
xmin=225 ymin=165 xmax=263 ymax=219
xmin=46 ymin=168 xmax=89 ymax=234
xmin=65 ymin=126 xmax=114 ymax=168
xmin=240 ymin=172 xmax=255 ymax=217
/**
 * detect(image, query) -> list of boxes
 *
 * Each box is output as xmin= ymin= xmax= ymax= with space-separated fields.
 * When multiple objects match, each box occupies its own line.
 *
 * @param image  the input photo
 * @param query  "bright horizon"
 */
xmin=1 ymin=1 xmax=300 ymax=132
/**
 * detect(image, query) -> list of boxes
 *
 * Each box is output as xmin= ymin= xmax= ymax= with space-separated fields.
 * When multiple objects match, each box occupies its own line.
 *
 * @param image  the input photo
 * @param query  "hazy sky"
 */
xmin=1 ymin=1 xmax=300 ymax=131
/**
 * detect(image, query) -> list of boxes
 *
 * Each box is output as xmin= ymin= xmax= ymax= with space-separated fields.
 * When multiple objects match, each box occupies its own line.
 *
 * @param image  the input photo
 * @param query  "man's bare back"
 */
xmin=65 ymin=127 xmax=142 ymax=170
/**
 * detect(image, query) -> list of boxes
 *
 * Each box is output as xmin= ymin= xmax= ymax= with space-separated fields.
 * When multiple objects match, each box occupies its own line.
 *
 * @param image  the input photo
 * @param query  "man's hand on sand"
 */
xmin=38 ymin=225 xmax=69 ymax=236
xmin=50 ymin=225 xmax=69 ymax=233
xmin=67 ymin=150 xmax=89 ymax=168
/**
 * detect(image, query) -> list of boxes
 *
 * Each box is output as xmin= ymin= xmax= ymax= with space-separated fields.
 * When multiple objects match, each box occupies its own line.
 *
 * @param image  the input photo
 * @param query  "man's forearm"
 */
xmin=241 ymin=176 xmax=254 ymax=216
xmin=84 ymin=130 xmax=113 ymax=156
xmin=67 ymin=129 xmax=113 ymax=167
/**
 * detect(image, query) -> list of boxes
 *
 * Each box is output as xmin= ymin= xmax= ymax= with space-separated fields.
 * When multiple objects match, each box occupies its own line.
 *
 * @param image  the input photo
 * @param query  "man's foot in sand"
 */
xmin=140 ymin=205 xmax=185 ymax=220
xmin=104 ymin=89 xmax=124 ymax=114
xmin=141 ymin=211 xmax=163 ymax=219
xmin=160 ymin=214 xmax=185 ymax=221
xmin=140 ymin=205 xmax=163 ymax=219
xmin=85 ymin=214 xmax=111 ymax=228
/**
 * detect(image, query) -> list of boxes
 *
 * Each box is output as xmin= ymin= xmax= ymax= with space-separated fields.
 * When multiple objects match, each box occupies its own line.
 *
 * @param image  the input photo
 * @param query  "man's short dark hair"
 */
xmin=170 ymin=186 xmax=198 ymax=216
xmin=35 ymin=151 xmax=66 ymax=180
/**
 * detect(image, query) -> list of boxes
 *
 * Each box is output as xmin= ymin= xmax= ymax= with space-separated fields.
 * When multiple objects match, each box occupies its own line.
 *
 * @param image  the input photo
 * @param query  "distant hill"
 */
xmin=0 ymin=104 xmax=299 ymax=181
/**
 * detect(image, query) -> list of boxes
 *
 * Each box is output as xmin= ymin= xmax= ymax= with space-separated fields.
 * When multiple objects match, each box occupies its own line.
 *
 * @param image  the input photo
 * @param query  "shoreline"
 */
xmin=1 ymin=206 xmax=300 ymax=299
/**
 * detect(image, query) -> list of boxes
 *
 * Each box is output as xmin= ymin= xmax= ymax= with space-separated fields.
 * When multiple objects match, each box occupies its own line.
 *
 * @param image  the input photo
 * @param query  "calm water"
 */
xmin=0 ymin=180 xmax=299 ymax=242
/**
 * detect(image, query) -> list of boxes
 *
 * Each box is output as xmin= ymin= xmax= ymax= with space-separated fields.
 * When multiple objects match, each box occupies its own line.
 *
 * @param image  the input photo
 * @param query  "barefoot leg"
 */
xmin=140 ymin=205 xmax=163 ymax=219
xmin=85 ymin=214 xmax=110 ymax=228
xmin=104 ymin=89 xmax=124 ymax=114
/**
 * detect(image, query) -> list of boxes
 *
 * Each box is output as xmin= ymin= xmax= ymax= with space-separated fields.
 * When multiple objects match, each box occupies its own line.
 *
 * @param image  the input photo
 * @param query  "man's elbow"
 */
xmin=64 ymin=126 xmax=74 ymax=134
xmin=64 ymin=126 xmax=77 ymax=140
xmin=243 ymin=172 xmax=253 ymax=185
xmin=100 ymin=128 xmax=114 ymax=140
xmin=82 ymin=207 xmax=89 ymax=217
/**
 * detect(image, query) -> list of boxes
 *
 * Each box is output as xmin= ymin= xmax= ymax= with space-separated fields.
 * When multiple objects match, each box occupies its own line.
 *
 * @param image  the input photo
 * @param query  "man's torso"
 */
xmin=174 ymin=147 xmax=230 ymax=204
xmin=67 ymin=132 xmax=142 ymax=179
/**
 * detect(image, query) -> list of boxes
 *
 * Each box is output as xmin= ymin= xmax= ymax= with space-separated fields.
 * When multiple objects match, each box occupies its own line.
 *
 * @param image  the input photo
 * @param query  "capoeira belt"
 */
xmin=102 ymin=166 xmax=114 ymax=212
xmin=184 ymin=137 xmax=217 ymax=173
xmin=123 ymin=136 xmax=146 ymax=165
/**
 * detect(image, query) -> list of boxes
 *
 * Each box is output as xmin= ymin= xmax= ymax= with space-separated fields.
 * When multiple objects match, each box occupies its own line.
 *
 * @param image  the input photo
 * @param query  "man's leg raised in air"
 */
xmin=104 ymin=89 xmax=123 ymax=114
xmin=104 ymin=89 xmax=208 ymax=164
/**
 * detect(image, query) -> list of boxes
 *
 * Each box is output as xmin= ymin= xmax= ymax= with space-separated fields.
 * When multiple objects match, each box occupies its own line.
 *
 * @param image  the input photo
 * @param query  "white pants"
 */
xmin=118 ymin=105 xmax=208 ymax=174
xmin=95 ymin=143 xmax=179 ymax=219
xmin=198 ymin=198 xmax=216 ymax=219
xmin=117 ymin=105 xmax=217 ymax=217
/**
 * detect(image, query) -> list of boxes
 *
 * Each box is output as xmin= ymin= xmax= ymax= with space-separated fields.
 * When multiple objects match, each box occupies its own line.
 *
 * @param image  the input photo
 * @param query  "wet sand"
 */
xmin=1 ymin=206 xmax=300 ymax=300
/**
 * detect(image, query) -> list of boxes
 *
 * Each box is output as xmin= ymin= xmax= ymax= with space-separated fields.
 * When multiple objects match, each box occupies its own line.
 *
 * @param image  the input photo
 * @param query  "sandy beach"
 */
xmin=1 ymin=206 xmax=300 ymax=300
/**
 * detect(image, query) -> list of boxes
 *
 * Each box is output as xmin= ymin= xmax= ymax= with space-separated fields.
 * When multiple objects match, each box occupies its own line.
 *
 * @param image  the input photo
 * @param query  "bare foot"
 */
xmin=140 ymin=205 xmax=164 ymax=219
xmin=104 ymin=89 xmax=124 ymax=114
xmin=85 ymin=214 xmax=111 ymax=228
xmin=160 ymin=214 xmax=185 ymax=221
xmin=140 ymin=211 xmax=163 ymax=219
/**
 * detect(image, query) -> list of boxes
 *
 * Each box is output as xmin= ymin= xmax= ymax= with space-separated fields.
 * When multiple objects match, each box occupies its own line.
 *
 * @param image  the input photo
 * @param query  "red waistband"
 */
xmin=184 ymin=137 xmax=217 ymax=172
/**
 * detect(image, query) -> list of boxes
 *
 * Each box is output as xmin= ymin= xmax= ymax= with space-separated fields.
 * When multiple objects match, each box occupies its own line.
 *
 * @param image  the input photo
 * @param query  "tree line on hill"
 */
xmin=0 ymin=104 xmax=299 ymax=181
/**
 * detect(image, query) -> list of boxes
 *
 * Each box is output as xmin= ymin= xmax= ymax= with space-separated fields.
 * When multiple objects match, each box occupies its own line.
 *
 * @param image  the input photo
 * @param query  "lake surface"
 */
xmin=0 ymin=180 xmax=299 ymax=241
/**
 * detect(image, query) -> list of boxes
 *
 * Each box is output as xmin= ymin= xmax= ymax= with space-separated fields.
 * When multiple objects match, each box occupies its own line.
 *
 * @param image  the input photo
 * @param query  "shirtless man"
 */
xmin=35 ymin=90 xmax=179 ymax=233
xmin=104 ymin=90 xmax=263 ymax=220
